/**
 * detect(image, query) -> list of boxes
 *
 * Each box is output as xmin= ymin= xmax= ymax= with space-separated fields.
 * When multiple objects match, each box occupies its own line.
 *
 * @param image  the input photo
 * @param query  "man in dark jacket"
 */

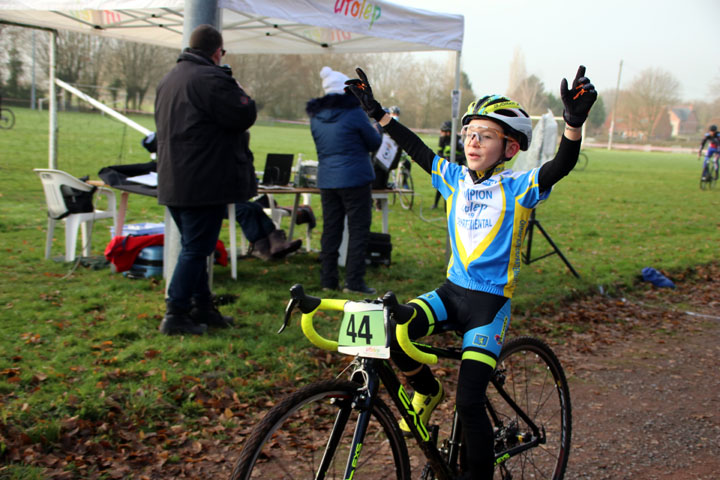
xmin=306 ymin=66 xmax=381 ymax=295
xmin=155 ymin=24 xmax=256 ymax=335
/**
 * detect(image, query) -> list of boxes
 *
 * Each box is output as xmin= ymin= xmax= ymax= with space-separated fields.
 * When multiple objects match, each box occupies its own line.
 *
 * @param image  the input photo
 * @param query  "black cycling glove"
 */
xmin=560 ymin=65 xmax=597 ymax=128
xmin=344 ymin=67 xmax=386 ymax=122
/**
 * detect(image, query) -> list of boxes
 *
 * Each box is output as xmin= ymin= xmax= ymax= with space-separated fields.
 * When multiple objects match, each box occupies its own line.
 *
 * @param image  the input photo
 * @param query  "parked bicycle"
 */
xmin=231 ymin=285 xmax=572 ymax=480
xmin=0 ymin=105 xmax=15 ymax=130
xmin=390 ymin=153 xmax=414 ymax=210
xmin=699 ymin=150 xmax=719 ymax=190
xmin=572 ymin=150 xmax=588 ymax=171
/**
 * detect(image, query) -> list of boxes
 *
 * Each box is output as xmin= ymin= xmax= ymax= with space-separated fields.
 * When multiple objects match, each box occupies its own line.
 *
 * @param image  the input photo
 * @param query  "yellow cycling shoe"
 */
xmin=399 ymin=379 xmax=445 ymax=434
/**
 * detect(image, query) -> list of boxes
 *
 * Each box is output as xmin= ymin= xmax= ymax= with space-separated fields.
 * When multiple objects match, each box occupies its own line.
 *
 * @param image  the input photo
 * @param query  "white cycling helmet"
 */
xmin=461 ymin=95 xmax=532 ymax=151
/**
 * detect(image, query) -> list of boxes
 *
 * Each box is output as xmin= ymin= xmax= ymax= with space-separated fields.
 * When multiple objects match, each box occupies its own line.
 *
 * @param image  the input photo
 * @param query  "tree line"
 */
xmin=2 ymin=25 xmax=718 ymax=138
xmin=0 ymin=26 xmax=475 ymax=130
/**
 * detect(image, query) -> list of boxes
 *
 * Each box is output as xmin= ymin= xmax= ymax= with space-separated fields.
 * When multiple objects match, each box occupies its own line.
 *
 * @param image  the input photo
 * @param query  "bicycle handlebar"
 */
xmin=281 ymin=284 xmax=437 ymax=365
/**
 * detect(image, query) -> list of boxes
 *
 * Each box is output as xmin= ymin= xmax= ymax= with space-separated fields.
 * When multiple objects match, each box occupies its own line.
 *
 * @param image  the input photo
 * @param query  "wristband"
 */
xmin=565 ymin=125 xmax=582 ymax=132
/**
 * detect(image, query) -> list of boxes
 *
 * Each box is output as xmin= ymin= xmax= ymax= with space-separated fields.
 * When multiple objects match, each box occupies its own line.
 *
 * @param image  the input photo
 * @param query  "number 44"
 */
xmin=345 ymin=314 xmax=374 ymax=345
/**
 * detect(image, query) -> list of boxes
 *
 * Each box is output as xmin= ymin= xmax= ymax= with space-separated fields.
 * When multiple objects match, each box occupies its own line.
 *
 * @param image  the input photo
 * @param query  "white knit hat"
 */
xmin=320 ymin=66 xmax=349 ymax=95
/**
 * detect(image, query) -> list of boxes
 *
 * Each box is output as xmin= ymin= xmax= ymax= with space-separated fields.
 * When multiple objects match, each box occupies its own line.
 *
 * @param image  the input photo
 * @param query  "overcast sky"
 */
xmin=392 ymin=0 xmax=718 ymax=103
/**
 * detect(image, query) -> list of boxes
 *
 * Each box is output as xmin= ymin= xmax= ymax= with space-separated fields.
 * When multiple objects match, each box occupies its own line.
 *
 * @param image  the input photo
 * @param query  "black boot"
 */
xmin=249 ymin=236 xmax=273 ymax=261
xmin=190 ymin=299 xmax=234 ymax=329
xmin=159 ymin=312 xmax=207 ymax=335
xmin=268 ymin=229 xmax=302 ymax=259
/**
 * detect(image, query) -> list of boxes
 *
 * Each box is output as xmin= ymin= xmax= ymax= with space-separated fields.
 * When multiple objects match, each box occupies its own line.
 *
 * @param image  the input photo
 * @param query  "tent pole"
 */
xmin=449 ymin=50 xmax=461 ymax=166
xmin=445 ymin=50 xmax=462 ymax=265
xmin=182 ymin=0 xmax=221 ymax=47
xmin=48 ymin=29 xmax=57 ymax=169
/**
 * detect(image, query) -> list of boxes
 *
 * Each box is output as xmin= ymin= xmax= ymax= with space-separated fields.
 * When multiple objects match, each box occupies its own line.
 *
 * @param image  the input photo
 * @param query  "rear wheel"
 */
xmin=572 ymin=152 xmax=588 ymax=172
xmin=231 ymin=379 xmax=411 ymax=480
xmin=0 ymin=108 xmax=15 ymax=129
xmin=489 ymin=336 xmax=572 ymax=480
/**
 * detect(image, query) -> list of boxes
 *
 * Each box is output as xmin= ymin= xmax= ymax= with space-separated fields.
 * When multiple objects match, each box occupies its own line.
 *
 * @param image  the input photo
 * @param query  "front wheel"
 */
xmin=489 ymin=336 xmax=572 ymax=480
xmin=0 ymin=108 xmax=15 ymax=129
xmin=700 ymin=166 xmax=711 ymax=190
xmin=231 ymin=379 xmax=411 ymax=480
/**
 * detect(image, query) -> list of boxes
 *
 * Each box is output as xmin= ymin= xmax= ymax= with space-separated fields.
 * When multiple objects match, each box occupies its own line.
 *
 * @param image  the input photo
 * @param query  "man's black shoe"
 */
xmin=343 ymin=284 xmax=377 ymax=295
xmin=159 ymin=313 xmax=207 ymax=335
xmin=190 ymin=304 xmax=234 ymax=328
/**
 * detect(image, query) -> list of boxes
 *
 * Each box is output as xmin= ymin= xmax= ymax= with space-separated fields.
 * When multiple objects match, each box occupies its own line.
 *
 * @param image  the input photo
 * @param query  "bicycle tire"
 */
xmin=0 ymin=108 xmax=15 ymax=129
xmin=398 ymin=169 xmax=414 ymax=210
xmin=573 ymin=152 xmax=588 ymax=172
xmin=700 ymin=166 xmax=710 ymax=190
xmin=489 ymin=336 xmax=572 ymax=480
xmin=231 ymin=379 xmax=411 ymax=480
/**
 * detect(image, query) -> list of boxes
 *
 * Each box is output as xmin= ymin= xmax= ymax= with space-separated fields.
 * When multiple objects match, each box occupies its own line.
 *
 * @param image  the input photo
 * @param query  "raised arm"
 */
xmin=538 ymin=65 xmax=597 ymax=192
xmin=345 ymin=68 xmax=435 ymax=173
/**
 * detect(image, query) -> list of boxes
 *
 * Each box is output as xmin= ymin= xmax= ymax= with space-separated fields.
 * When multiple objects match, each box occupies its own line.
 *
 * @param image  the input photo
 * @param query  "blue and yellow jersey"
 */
xmin=432 ymin=155 xmax=550 ymax=298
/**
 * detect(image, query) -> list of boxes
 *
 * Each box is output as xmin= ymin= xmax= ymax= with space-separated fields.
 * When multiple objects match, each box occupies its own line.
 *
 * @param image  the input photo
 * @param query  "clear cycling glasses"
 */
xmin=460 ymin=125 xmax=515 ymax=145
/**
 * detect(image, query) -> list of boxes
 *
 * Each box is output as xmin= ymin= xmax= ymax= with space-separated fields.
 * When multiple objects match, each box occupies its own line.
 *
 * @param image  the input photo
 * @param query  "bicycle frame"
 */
xmin=332 ymin=344 xmax=546 ymax=480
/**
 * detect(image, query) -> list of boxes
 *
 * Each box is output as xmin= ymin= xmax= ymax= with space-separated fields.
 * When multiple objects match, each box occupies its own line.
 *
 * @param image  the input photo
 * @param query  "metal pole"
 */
xmin=182 ymin=0 xmax=221 ymax=47
xmin=607 ymin=60 xmax=623 ymax=150
xmin=48 ymin=30 xmax=57 ymax=169
xmin=55 ymin=78 xmax=152 ymax=135
xmin=446 ymin=50 xmax=462 ymax=265
xmin=31 ymin=30 xmax=36 ymax=109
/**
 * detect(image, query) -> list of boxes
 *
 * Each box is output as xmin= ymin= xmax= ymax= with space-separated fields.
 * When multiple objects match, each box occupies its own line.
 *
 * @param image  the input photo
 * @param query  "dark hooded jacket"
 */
xmin=154 ymin=49 xmax=257 ymax=207
xmin=306 ymin=93 xmax=381 ymax=189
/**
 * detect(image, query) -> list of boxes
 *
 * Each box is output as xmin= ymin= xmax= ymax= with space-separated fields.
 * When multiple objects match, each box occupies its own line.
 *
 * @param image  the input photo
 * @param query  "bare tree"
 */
xmin=110 ymin=40 xmax=174 ymax=111
xmin=508 ymin=75 xmax=548 ymax=115
xmin=507 ymin=47 xmax=527 ymax=97
xmin=35 ymin=31 xmax=102 ymax=108
xmin=624 ymin=67 xmax=681 ymax=139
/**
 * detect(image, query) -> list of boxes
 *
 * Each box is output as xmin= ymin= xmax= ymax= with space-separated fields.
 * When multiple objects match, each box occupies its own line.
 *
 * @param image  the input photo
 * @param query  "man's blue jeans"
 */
xmin=166 ymin=205 xmax=226 ymax=313
xmin=235 ymin=201 xmax=276 ymax=243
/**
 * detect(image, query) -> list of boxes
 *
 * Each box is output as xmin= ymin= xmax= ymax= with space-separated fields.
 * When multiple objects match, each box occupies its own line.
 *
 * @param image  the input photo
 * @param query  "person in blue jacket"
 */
xmin=306 ymin=66 xmax=382 ymax=295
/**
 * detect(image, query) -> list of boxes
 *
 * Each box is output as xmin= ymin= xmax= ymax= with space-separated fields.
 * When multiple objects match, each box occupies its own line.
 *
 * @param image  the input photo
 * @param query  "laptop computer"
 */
xmin=261 ymin=153 xmax=294 ymax=186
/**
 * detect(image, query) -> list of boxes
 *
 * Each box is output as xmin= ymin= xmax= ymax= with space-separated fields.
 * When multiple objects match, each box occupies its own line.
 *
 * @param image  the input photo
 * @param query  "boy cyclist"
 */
xmin=346 ymin=66 xmax=596 ymax=479
xmin=698 ymin=124 xmax=720 ymax=181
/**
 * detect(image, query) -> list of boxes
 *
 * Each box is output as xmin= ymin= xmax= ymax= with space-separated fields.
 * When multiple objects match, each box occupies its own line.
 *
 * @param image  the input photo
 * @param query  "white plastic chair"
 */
xmin=34 ymin=168 xmax=117 ymax=262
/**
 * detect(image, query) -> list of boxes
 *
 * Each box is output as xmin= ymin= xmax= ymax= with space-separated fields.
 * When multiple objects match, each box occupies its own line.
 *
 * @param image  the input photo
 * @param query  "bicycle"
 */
xmin=0 ymin=106 xmax=15 ymax=130
xmin=231 ymin=285 xmax=572 ymax=480
xmin=699 ymin=152 xmax=719 ymax=190
xmin=390 ymin=154 xmax=414 ymax=210
xmin=572 ymin=150 xmax=588 ymax=172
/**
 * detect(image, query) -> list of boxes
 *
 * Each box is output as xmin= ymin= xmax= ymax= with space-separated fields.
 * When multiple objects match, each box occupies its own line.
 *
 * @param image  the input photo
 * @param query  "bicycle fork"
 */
xmin=318 ymin=361 xmax=380 ymax=480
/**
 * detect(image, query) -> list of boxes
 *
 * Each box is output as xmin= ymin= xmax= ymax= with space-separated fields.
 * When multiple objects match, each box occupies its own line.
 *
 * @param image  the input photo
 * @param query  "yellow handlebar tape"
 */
xmin=396 ymin=323 xmax=437 ymax=365
xmin=301 ymin=299 xmax=348 ymax=351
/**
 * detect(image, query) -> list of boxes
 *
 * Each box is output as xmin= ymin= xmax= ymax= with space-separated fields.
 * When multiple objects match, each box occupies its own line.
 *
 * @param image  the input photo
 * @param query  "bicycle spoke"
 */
xmin=491 ymin=337 xmax=571 ymax=480
xmin=232 ymin=381 xmax=409 ymax=480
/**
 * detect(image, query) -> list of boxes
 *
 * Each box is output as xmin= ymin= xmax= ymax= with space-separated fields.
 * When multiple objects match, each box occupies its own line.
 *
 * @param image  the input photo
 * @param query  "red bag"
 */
xmin=105 ymin=234 xmax=227 ymax=273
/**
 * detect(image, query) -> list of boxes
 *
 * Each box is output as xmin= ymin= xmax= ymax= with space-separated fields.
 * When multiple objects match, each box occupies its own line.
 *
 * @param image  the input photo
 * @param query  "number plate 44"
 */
xmin=337 ymin=302 xmax=390 ymax=359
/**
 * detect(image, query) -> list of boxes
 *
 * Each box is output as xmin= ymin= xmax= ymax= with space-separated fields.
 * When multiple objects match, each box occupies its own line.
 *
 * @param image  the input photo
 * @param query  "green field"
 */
xmin=1 ymin=106 xmax=718 ymax=477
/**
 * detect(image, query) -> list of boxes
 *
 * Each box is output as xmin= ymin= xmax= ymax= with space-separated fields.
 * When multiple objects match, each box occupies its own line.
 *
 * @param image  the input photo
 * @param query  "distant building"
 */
xmin=668 ymin=106 xmax=698 ymax=137
xmin=605 ymin=104 xmax=699 ymax=140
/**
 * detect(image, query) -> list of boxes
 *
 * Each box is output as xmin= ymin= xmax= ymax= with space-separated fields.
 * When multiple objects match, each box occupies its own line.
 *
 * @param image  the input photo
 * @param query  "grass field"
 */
xmin=1 ymin=106 xmax=718 ymax=477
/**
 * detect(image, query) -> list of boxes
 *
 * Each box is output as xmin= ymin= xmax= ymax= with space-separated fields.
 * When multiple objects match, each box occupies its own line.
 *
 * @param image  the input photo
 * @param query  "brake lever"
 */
xmin=278 ymin=297 xmax=299 ymax=334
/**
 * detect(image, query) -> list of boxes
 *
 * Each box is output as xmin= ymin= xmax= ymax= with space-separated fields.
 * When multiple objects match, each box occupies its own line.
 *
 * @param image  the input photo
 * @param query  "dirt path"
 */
xmin=558 ymin=302 xmax=720 ymax=479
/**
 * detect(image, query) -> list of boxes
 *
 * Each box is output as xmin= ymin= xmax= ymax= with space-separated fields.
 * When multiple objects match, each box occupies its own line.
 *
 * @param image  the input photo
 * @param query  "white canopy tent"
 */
xmin=0 ymin=0 xmax=464 ymax=168
xmin=0 ymin=0 xmax=463 ymax=54
xmin=2 ymin=0 xmax=465 ymax=281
